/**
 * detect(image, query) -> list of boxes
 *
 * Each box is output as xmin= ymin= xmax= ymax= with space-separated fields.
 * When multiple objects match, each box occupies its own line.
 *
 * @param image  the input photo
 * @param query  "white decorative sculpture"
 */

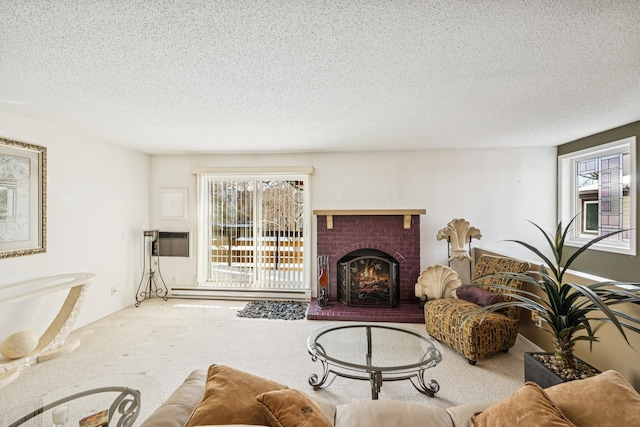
xmin=436 ymin=218 xmax=482 ymax=261
xmin=1 ymin=330 xmax=38 ymax=359
xmin=415 ymin=264 xmax=462 ymax=301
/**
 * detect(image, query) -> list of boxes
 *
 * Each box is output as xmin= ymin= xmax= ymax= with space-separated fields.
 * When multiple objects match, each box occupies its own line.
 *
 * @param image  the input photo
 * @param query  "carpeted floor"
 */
xmin=0 ymin=298 xmax=540 ymax=426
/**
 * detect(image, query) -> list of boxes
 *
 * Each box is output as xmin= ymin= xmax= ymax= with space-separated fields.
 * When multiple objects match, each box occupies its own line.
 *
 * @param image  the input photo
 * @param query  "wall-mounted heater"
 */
xmin=151 ymin=231 xmax=190 ymax=257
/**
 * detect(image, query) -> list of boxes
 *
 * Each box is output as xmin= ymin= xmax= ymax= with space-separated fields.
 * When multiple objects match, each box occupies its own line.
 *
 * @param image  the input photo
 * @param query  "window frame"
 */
xmin=558 ymin=136 xmax=636 ymax=256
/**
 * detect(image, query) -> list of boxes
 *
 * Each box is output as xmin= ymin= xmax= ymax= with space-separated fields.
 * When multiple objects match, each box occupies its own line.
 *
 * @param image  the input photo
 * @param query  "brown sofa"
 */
xmin=424 ymin=255 xmax=531 ymax=364
xmin=140 ymin=366 xmax=640 ymax=427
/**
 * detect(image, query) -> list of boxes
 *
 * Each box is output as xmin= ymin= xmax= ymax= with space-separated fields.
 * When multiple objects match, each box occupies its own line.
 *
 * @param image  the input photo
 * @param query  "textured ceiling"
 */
xmin=1 ymin=1 xmax=639 ymax=154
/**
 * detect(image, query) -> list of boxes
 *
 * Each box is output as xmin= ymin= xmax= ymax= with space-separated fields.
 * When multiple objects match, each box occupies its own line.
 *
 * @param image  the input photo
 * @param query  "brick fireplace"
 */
xmin=307 ymin=210 xmax=425 ymax=323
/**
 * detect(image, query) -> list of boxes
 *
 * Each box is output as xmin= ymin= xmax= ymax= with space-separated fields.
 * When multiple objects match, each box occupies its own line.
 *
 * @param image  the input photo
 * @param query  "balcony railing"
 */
xmin=211 ymin=236 xmax=304 ymax=271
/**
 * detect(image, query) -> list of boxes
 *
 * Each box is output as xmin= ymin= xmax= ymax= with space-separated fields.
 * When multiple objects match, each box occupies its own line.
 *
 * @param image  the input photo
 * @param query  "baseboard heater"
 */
xmin=169 ymin=286 xmax=310 ymax=301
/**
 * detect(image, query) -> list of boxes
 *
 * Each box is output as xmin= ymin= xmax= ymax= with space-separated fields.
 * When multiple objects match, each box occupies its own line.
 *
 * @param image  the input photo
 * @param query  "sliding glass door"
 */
xmin=195 ymin=172 xmax=310 ymax=296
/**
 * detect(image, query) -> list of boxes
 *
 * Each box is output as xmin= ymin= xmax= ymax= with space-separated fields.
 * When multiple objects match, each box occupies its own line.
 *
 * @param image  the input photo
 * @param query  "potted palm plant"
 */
xmin=478 ymin=216 xmax=640 ymax=386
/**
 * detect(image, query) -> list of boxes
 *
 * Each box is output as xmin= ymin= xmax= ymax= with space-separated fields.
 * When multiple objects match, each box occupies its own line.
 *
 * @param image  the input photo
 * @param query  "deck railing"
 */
xmin=211 ymin=236 xmax=304 ymax=271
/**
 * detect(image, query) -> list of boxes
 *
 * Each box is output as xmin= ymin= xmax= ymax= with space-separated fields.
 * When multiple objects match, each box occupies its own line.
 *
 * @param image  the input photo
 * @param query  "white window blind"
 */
xmin=195 ymin=171 xmax=310 ymax=293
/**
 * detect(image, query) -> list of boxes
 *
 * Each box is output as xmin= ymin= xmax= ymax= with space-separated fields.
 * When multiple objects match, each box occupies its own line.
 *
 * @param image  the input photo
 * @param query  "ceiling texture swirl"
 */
xmin=1 ymin=0 xmax=639 ymax=154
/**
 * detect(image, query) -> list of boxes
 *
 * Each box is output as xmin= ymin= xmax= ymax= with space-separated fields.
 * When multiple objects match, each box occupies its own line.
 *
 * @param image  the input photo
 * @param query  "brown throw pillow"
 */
xmin=472 ymin=382 xmax=576 ymax=427
xmin=545 ymin=370 xmax=640 ymax=427
xmin=184 ymin=364 xmax=288 ymax=427
xmin=257 ymin=389 xmax=334 ymax=427
xmin=456 ymin=285 xmax=503 ymax=306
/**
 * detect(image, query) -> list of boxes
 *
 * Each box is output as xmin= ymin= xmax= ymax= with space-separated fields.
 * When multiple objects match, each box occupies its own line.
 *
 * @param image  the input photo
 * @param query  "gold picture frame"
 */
xmin=0 ymin=138 xmax=47 ymax=258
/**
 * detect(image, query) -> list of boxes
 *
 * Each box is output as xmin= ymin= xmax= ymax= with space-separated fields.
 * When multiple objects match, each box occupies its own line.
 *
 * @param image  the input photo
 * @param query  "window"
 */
xmin=194 ymin=168 xmax=312 ymax=296
xmin=582 ymin=200 xmax=599 ymax=234
xmin=558 ymin=137 xmax=636 ymax=255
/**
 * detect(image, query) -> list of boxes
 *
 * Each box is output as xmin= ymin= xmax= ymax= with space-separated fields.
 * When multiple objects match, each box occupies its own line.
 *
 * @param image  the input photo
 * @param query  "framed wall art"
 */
xmin=0 ymin=138 xmax=47 ymax=258
xmin=160 ymin=187 xmax=188 ymax=221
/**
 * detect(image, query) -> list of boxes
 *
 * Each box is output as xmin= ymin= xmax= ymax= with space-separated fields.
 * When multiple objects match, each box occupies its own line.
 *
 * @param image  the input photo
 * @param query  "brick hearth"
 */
xmin=311 ymin=211 xmax=424 ymax=323
xmin=307 ymin=299 xmax=425 ymax=323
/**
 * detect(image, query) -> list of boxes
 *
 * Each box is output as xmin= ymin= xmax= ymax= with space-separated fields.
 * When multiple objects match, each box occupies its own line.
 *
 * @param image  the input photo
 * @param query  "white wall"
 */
xmin=150 ymin=147 xmax=557 ymax=288
xmin=0 ymin=122 xmax=557 ymax=345
xmin=0 ymin=112 xmax=150 ymax=342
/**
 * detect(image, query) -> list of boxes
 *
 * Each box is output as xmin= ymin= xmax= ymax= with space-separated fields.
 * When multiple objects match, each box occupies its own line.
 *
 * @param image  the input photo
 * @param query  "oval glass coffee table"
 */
xmin=307 ymin=324 xmax=443 ymax=399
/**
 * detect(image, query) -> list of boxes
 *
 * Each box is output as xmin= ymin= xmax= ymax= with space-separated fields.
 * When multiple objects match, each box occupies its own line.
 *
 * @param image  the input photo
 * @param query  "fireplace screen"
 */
xmin=337 ymin=249 xmax=399 ymax=307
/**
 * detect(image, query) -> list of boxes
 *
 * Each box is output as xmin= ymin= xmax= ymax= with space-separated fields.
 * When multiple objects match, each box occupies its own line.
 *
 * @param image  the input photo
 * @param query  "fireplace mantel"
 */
xmin=313 ymin=209 xmax=426 ymax=229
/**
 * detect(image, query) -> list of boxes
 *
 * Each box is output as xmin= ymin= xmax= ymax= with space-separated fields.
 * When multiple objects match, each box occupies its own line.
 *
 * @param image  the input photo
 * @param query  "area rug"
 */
xmin=236 ymin=300 xmax=309 ymax=320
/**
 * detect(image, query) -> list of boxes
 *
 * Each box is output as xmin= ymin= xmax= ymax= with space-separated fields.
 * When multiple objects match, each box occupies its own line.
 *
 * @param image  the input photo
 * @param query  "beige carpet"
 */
xmin=0 ymin=298 xmax=539 ymax=425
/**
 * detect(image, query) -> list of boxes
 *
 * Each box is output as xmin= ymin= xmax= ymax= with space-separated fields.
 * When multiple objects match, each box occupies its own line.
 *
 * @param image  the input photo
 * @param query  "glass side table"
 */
xmin=0 ymin=374 xmax=162 ymax=427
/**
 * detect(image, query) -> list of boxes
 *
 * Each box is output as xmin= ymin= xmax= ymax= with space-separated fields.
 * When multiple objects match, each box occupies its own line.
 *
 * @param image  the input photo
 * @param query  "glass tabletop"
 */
xmin=0 ymin=374 xmax=163 ymax=427
xmin=307 ymin=324 xmax=443 ymax=372
xmin=0 ymin=273 xmax=95 ymax=305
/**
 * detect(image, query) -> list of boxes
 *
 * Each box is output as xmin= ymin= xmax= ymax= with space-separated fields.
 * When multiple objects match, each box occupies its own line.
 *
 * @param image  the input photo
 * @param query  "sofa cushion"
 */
xmin=545 ymin=369 xmax=640 ymax=427
xmin=472 ymin=382 xmax=576 ymax=427
xmin=184 ymin=364 xmax=288 ymax=427
xmin=140 ymin=369 xmax=207 ymax=427
xmin=257 ymin=389 xmax=334 ymax=427
xmin=334 ymin=400 xmax=453 ymax=427
xmin=446 ymin=402 xmax=492 ymax=427
xmin=308 ymin=396 xmax=337 ymax=423
xmin=455 ymin=285 xmax=503 ymax=306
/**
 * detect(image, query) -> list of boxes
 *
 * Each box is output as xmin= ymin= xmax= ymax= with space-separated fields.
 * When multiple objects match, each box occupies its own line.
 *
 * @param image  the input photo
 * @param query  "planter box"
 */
xmin=524 ymin=352 xmax=601 ymax=388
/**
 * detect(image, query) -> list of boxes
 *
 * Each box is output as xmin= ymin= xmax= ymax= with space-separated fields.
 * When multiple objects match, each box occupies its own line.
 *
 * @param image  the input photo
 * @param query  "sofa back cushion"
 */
xmin=184 ymin=364 xmax=288 ymax=427
xmin=335 ymin=400 xmax=453 ymax=427
xmin=257 ymin=389 xmax=334 ymax=427
xmin=472 ymin=382 xmax=576 ymax=427
xmin=545 ymin=370 xmax=640 ymax=427
xmin=471 ymin=255 xmax=531 ymax=319
xmin=140 ymin=370 xmax=207 ymax=427
xmin=446 ymin=402 xmax=493 ymax=427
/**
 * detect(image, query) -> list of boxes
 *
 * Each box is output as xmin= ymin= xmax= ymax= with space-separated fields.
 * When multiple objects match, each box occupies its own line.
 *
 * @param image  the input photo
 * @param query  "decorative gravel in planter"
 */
xmin=524 ymin=352 xmax=600 ymax=388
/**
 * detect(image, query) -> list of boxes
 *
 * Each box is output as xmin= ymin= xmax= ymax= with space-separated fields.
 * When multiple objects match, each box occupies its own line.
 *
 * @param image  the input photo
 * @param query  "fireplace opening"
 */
xmin=337 ymin=249 xmax=399 ymax=307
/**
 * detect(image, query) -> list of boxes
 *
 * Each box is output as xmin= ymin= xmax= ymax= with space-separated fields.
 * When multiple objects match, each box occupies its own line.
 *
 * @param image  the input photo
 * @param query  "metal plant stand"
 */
xmin=135 ymin=230 xmax=168 ymax=306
